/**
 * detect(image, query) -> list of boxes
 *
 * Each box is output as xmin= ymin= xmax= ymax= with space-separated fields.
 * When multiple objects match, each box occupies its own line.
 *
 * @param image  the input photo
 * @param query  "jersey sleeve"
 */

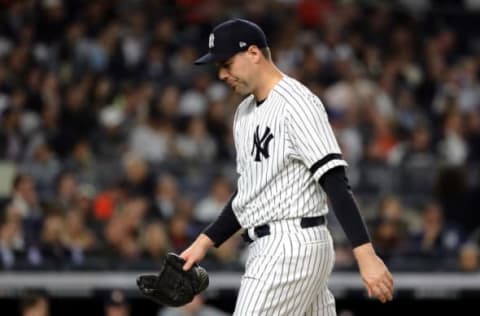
xmin=285 ymin=94 xmax=347 ymax=181
xmin=202 ymin=190 xmax=241 ymax=247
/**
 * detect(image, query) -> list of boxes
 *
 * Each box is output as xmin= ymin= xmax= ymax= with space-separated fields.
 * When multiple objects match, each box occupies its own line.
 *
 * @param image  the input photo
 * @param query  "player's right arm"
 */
xmin=180 ymin=233 xmax=215 ymax=270
xmin=181 ymin=190 xmax=241 ymax=270
xmin=182 ymin=104 xmax=246 ymax=271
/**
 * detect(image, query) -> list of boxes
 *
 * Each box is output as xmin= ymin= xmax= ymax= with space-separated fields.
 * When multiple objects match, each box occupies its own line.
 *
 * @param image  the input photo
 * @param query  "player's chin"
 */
xmin=232 ymin=86 xmax=250 ymax=96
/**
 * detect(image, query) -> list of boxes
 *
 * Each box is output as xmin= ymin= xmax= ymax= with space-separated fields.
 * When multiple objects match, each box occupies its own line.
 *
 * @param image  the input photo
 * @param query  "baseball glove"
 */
xmin=136 ymin=252 xmax=209 ymax=307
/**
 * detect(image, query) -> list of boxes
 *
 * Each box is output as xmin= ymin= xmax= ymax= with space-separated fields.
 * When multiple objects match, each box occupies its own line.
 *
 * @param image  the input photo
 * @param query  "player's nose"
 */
xmin=218 ymin=67 xmax=228 ymax=81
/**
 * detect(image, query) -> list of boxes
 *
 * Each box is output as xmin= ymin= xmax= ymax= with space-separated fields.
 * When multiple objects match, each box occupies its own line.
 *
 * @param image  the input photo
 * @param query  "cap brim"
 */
xmin=194 ymin=52 xmax=236 ymax=65
xmin=194 ymin=53 xmax=216 ymax=65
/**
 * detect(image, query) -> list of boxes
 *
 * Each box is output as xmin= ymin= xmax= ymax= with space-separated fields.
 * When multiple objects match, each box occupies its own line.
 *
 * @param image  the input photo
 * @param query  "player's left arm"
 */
xmin=319 ymin=166 xmax=394 ymax=303
xmin=284 ymin=93 xmax=394 ymax=303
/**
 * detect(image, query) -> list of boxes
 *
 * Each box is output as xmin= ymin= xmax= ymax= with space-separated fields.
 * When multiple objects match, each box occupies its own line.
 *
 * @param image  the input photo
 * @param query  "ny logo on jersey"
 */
xmin=251 ymin=125 xmax=274 ymax=162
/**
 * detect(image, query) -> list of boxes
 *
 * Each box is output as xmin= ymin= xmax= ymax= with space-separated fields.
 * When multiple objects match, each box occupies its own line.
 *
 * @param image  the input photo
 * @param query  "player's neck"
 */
xmin=253 ymin=64 xmax=283 ymax=102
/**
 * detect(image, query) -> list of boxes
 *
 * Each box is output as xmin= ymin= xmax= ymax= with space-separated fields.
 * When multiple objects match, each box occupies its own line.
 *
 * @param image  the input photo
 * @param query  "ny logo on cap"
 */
xmin=209 ymin=33 xmax=215 ymax=49
xmin=239 ymin=41 xmax=246 ymax=48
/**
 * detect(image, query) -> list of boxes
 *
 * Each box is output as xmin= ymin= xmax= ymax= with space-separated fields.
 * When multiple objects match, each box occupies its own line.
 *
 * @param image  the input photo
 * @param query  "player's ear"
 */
xmin=247 ymin=45 xmax=262 ymax=63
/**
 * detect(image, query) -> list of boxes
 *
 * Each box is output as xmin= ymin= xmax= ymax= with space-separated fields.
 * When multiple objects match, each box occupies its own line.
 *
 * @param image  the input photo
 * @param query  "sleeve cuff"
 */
xmin=309 ymin=154 xmax=348 ymax=182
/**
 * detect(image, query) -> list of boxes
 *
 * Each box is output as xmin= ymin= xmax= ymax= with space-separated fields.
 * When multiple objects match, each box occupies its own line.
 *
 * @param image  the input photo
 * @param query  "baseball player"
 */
xmin=181 ymin=19 xmax=394 ymax=315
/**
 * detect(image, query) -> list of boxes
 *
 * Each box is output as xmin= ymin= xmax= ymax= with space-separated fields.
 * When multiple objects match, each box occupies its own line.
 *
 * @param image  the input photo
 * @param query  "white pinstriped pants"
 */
xmin=234 ymin=221 xmax=336 ymax=316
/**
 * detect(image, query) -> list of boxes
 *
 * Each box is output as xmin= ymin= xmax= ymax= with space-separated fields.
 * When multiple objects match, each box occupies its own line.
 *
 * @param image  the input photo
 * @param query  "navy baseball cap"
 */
xmin=194 ymin=18 xmax=268 ymax=65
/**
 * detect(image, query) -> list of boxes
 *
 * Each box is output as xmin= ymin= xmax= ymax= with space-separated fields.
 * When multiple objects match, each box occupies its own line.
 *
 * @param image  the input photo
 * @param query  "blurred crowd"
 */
xmin=16 ymin=289 xmax=229 ymax=316
xmin=1 ymin=0 xmax=480 ymax=273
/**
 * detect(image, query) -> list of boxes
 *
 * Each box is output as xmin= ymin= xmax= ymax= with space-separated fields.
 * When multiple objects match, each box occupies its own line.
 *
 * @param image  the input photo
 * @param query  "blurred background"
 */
xmin=0 ymin=0 xmax=479 ymax=315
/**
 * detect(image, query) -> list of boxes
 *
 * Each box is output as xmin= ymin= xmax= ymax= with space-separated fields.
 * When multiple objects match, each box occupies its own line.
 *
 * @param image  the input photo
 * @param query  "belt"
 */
xmin=241 ymin=215 xmax=326 ymax=243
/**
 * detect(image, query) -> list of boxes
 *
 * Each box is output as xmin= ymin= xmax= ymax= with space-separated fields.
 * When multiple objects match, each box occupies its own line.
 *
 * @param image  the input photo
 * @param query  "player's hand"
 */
xmin=353 ymin=243 xmax=394 ymax=303
xmin=180 ymin=234 xmax=214 ymax=271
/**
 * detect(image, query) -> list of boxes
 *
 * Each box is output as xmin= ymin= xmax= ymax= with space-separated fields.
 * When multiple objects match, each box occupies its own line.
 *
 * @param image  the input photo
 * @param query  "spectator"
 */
xmin=175 ymin=116 xmax=217 ymax=164
xmin=129 ymin=103 xmax=175 ymax=164
xmin=144 ymin=42 xmax=169 ymax=84
xmin=369 ymin=196 xmax=410 ymax=262
xmin=51 ymin=171 xmax=79 ymax=211
xmin=193 ymin=175 xmax=233 ymax=224
xmin=155 ymin=85 xmax=181 ymax=124
xmin=64 ymin=139 xmax=98 ymax=188
xmin=72 ymin=184 xmax=96 ymax=218
xmin=465 ymin=109 xmax=480 ymax=162
xmin=104 ymin=290 xmax=130 ymax=316
xmin=208 ymin=232 xmax=243 ymax=269
xmin=119 ymin=152 xmax=155 ymax=198
xmin=406 ymin=201 xmax=465 ymax=269
xmin=389 ymin=121 xmax=435 ymax=168
xmin=20 ymin=290 xmax=50 ymax=316
xmin=158 ymin=294 xmax=228 ymax=316
xmin=168 ymin=211 xmax=195 ymax=253
xmin=94 ymin=106 xmax=128 ymax=161
xmin=178 ymin=73 xmax=211 ymax=116
xmin=437 ymin=110 xmax=468 ymax=166
xmin=9 ymin=174 xmax=43 ymax=244
xmin=93 ymin=182 xmax=126 ymax=222
xmin=20 ymin=140 xmax=61 ymax=202
xmin=205 ymin=99 xmax=231 ymax=161
xmin=57 ymin=84 xmax=98 ymax=157
xmin=103 ymin=215 xmax=140 ymax=263
xmin=0 ymin=0 xmax=479 ymax=273
xmin=38 ymin=214 xmax=70 ymax=268
xmin=457 ymin=243 xmax=479 ymax=272
xmin=63 ymin=210 xmax=97 ymax=258
xmin=140 ymin=221 xmax=171 ymax=261
xmin=153 ymin=174 xmax=180 ymax=220
xmin=0 ymin=106 xmax=24 ymax=162
xmin=0 ymin=217 xmax=25 ymax=269
xmin=121 ymin=197 xmax=149 ymax=240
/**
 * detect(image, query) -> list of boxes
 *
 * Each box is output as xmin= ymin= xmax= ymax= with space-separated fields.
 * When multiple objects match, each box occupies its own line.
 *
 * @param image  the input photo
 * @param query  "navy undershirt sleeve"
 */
xmin=319 ymin=167 xmax=371 ymax=248
xmin=202 ymin=190 xmax=241 ymax=247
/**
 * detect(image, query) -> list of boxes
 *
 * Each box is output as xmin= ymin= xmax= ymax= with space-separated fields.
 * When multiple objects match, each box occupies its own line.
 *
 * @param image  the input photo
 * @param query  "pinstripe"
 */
xmin=235 ymin=246 xmax=265 ymax=315
xmin=289 ymin=232 xmax=314 ymax=314
xmin=276 ymin=83 xmax=330 ymax=156
xmin=305 ymin=232 xmax=336 ymax=315
xmin=303 ymin=241 xmax=334 ymax=314
xmin=272 ymin=235 xmax=292 ymax=312
xmin=280 ymin=80 xmax=340 ymax=158
xmin=283 ymin=96 xmax=333 ymax=164
xmin=305 ymin=235 xmax=327 ymax=313
xmin=257 ymin=236 xmax=283 ymax=314
xmin=300 ymin=232 xmax=320 ymax=308
xmin=268 ymin=237 xmax=288 ymax=313
xmin=234 ymin=228 xmax=335 ymax=315
xmin=305 ymin=242 xmax=325 ymax=309
xmin=235 ymin=238 xmax=282 ymax=315
xmin=280 ymin=234 xmax=299 ymax=314
xmin=235 ymin=280 xmax=248 ymax=315
xmin=232 ymin=75 xmax=340 ymax=315
xmin=284 ymin=232 xmax=303 ymax=313
xmin=301 ymin=228 xmax=331 ymax=314
xmin=234 ymin=82 xmax=338 ymax=227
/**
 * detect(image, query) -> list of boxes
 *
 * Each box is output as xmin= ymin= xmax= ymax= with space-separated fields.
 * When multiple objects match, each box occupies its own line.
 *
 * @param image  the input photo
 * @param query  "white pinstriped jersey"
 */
xmin=232 ymin=75 xmax=347 ymax=228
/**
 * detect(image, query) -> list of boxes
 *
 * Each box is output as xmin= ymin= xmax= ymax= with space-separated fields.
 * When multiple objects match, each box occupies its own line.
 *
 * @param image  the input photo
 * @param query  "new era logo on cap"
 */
xmin=209 ymin=33 xmax=215 ymax=49
xmin=194 ymin=19 xmax=268 ymax=65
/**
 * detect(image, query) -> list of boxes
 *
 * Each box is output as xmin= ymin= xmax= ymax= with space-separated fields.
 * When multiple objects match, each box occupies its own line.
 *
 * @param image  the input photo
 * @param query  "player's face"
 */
xmin=217 ymin=52 xmax=255 ymax=95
